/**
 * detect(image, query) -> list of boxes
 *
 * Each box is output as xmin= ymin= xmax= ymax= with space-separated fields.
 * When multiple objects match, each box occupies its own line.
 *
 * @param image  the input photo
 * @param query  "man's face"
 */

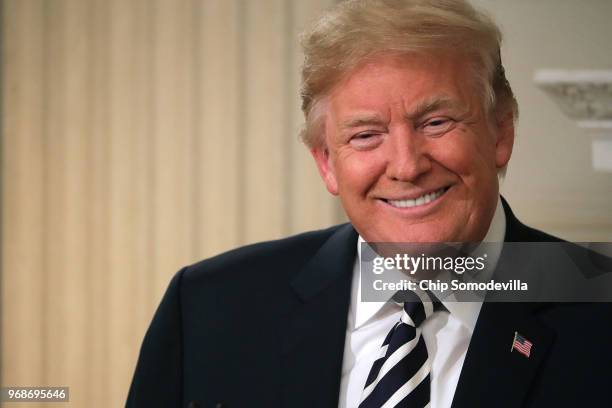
xmin=311 ymin=53 xmax=514 ymax=243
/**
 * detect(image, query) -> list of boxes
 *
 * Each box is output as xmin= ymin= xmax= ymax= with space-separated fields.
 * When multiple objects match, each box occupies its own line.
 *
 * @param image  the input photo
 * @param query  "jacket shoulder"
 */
xmin=182 ymin=223 xmax=350 ymax=282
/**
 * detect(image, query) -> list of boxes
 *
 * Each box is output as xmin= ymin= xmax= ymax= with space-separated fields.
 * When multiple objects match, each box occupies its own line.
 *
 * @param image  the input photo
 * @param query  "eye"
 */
xmin=422 ymin=117 xmax=455 ymax=137
xmin=349 ymin=132 xmax=383 ymax=149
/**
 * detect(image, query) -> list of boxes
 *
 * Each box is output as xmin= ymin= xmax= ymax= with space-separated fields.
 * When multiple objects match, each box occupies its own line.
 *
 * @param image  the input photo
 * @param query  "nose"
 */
xmin=385 ymin=127 xmax=432 ymax=181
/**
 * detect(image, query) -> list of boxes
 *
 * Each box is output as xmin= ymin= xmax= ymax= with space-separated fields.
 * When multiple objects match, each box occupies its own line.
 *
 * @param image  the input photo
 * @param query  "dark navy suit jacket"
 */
xmin=127 ymin=199 xmax=612 ymax=407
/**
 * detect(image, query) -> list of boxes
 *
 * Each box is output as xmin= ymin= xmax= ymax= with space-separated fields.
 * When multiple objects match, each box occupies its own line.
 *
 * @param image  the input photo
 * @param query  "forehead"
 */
xmin=327 ymin=53 xmax=479 ymax=118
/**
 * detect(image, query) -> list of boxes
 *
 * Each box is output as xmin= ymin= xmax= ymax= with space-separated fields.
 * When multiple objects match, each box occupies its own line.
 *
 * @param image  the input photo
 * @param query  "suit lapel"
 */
xmin=452 ymin=197 xmax=556 ymax=407
xmin=451 ymin=302 xmax=555 ymax=407
xmin=279 ymin=224 xmax=358 ymax=408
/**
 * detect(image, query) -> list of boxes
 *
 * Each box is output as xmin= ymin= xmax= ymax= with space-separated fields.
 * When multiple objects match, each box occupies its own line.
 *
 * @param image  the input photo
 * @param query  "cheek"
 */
xmin=430 ymin=134 xmax=497 ymax=178
xmin=334 ymin=150 xmax=385 ymax=194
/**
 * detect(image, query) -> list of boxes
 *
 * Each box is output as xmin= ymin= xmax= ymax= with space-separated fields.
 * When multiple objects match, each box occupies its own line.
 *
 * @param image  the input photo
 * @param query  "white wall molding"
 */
xmin=535 ymin=69 xmax=612 ymax=171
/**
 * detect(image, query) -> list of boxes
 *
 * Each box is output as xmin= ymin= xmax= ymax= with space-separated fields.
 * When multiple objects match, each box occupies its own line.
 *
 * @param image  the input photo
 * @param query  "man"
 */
xmin=127 ymin=0 xmax=612 ymax=407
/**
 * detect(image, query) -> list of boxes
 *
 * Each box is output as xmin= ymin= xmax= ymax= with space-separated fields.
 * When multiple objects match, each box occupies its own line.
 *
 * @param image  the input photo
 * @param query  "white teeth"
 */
xmin=387 ymin=187 xmax=447 ymax=209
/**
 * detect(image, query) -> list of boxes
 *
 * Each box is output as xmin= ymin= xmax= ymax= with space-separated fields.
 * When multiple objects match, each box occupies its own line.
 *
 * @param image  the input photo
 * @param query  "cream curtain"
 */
xmin=1 ymin=0 xmax=341 ymax=406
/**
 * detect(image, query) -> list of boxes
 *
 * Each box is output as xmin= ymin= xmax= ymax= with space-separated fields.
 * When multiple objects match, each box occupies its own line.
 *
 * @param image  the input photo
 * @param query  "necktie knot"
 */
xmin=393 ymin=289 xmax=442 ymax=328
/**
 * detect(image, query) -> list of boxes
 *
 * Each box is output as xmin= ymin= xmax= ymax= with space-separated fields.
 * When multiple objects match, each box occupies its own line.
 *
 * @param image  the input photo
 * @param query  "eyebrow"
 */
xmin=406 ymin=96 xmax=466 ymax=121
xmin=339 ymin=114 xmax=387 ymax=130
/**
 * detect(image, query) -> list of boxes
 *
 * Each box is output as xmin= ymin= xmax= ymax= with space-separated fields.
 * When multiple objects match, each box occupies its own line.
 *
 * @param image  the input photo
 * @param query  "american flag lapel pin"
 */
xmin=511 ymin=331 xmax=533 ymax=358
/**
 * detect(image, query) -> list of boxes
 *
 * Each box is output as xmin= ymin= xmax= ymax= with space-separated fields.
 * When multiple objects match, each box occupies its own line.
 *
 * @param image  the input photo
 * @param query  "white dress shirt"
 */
xmin=338 ymin=197 xmax=506 ymax=408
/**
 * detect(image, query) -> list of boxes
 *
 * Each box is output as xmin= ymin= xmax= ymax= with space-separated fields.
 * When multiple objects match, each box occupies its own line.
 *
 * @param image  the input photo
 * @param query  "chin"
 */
xmin=390 ymin=233 xmax=456 ymax=244
xmin=363 ymin=220 xmax=463 ymax=243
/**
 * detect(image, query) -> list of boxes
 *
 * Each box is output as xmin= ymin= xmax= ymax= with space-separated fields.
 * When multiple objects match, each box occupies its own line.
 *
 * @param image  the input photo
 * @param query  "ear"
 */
xmin=494 ymin=110 xmax=515 ymax=169
xmin=310 ymin=146 xmax=339 ymax=195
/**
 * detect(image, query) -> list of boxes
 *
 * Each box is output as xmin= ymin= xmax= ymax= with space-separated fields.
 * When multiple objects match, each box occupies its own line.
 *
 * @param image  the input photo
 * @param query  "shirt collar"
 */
xmin=351 ymin=196 xmax=506 ymax=332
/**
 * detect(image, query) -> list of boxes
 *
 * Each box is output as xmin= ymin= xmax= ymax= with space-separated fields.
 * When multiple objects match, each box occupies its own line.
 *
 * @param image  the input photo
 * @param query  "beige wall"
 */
xmin=1 ymin=0 xmax=339 ymax=406
xmin=2 ymin=0 xmax=611 ymax=407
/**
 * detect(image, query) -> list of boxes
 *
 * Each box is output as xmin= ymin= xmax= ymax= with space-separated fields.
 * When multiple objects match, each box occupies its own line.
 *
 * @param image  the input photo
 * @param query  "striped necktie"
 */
xmin=358 ymin=290 xmax=440 ymax=408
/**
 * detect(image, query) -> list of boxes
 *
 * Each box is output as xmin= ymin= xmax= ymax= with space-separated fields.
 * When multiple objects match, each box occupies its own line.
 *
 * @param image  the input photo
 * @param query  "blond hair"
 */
xmin=299 ymin=0 xmax=518 ymax=148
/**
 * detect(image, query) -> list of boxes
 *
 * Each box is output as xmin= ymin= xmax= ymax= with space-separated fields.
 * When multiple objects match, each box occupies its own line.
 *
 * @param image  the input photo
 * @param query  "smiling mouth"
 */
xmin=384 ymin=186 xmax=450 ymax=209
